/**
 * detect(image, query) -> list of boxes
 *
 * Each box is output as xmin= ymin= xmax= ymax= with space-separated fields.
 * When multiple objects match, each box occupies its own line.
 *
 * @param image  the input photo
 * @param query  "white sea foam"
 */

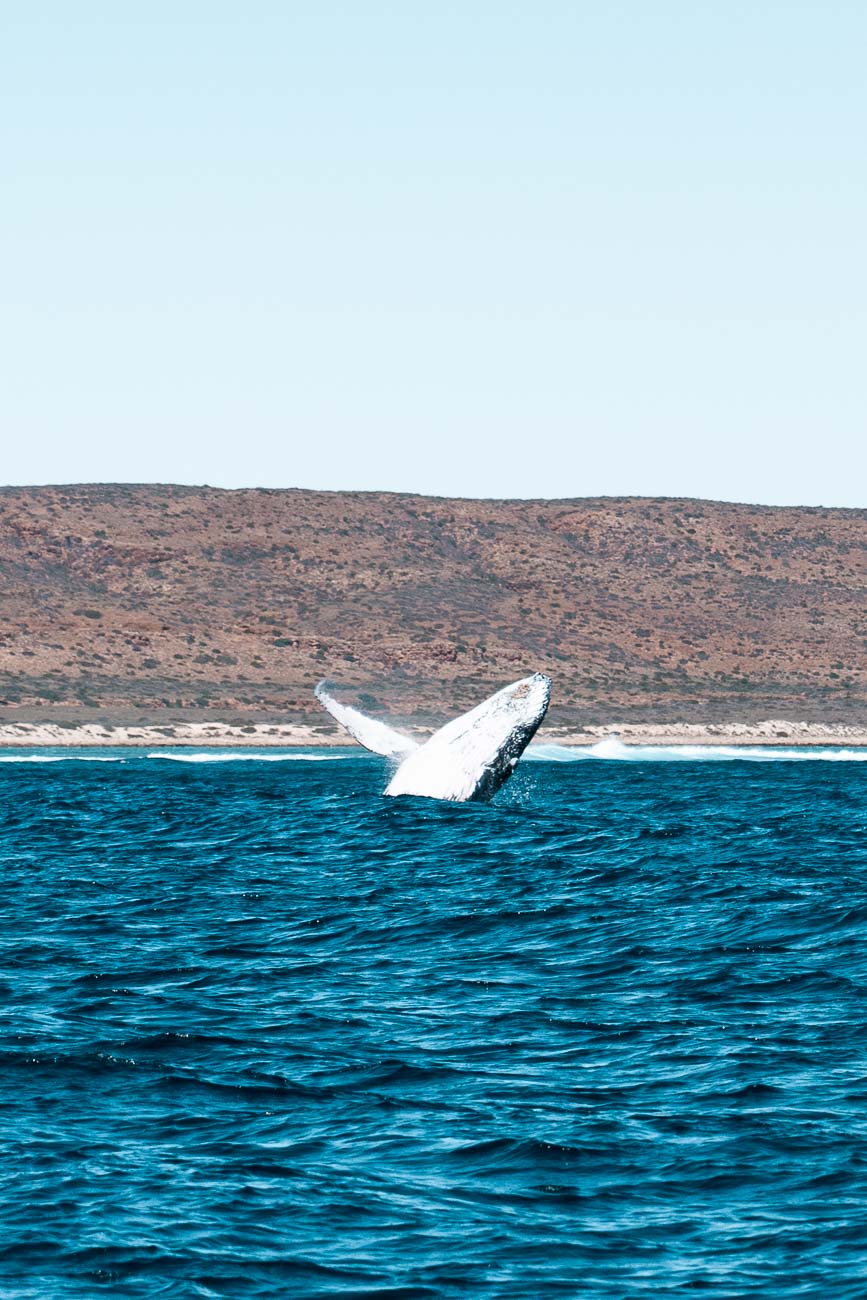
xmin=145 ymin=751 xmax=350 ymax=763
xmin=529 ymin=740 xmax=867 ymax=763
xmin=0 ymin=754 xmax=126 ymax=763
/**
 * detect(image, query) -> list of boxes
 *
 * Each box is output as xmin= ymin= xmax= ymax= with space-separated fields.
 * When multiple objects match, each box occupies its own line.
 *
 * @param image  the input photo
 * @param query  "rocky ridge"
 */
xmin=0 ymin=484 xmax=865 ymax=730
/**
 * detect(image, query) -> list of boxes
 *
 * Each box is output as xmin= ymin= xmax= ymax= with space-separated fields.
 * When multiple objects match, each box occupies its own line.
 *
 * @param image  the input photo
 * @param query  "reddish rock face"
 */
xmin=0 ymin=484 xmax=865 ymax=728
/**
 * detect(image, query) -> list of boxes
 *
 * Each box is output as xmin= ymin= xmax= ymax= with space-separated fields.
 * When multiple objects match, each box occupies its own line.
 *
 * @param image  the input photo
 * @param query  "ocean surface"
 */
xmin=2 ymin=744 xmax=867 ymax=1298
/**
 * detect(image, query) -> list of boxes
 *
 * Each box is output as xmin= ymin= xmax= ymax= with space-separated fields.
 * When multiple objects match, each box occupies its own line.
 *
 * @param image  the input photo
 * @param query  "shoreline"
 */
xmin=1 ymin=720 xmax=867 ymax=748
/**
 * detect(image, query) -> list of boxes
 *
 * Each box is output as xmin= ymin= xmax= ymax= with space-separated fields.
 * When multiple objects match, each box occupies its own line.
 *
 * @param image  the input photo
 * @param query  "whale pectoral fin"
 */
xmin=314 ymin=682 xmax=419 ymax=758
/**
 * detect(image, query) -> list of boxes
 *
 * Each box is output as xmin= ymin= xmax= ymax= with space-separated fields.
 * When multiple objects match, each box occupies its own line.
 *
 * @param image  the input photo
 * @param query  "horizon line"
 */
xmin=0 ymin=482 xmax=864 ymax=513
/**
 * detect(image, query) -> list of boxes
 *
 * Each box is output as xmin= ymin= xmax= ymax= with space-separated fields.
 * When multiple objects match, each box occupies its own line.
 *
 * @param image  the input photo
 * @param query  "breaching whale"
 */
xmin=314 ymin=673 xmax=552 ymax=802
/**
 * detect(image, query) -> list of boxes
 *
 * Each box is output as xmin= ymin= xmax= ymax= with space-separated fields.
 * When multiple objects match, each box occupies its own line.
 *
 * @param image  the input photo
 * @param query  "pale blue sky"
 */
xmin=3 ymin=3 xmax=865 ymax=503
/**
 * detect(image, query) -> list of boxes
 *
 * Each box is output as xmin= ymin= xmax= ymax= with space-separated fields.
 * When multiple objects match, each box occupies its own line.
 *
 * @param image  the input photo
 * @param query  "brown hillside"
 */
xmin=0 ymin=485 xmax=865 ymax=727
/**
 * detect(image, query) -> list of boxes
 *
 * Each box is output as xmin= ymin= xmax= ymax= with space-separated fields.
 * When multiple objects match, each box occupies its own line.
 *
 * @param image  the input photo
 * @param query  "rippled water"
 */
xmin=3 ymin=748 xmax=867 ymax=1297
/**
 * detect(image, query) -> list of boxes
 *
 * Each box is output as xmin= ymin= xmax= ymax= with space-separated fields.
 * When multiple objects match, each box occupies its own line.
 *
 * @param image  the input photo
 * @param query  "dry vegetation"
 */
xmin=0 ymin=484 xmax=865 ymax=728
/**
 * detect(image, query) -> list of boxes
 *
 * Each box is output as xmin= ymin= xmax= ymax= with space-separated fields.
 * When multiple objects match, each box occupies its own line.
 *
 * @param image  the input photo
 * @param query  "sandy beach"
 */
xmin=1 ymin=720 xmax=866 ymax=748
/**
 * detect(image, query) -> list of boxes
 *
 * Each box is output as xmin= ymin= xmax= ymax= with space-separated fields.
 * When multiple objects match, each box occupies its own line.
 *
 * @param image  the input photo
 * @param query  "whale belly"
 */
xmin=385 ymin=673 xmax=551 ymax=802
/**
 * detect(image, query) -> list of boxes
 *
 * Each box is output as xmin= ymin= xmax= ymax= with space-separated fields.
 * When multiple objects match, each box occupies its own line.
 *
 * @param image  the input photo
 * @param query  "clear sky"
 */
xmin=3 ymin=3 xmax=865 ymax=504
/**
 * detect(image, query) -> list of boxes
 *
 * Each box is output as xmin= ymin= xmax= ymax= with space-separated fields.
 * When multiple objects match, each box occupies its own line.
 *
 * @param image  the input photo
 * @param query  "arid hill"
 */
xmin=0 ymin=485 xmax=865 ymax=729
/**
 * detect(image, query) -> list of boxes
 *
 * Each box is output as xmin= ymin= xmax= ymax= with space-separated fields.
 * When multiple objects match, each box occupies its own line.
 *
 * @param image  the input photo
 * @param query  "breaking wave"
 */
xmin=0 ymin=750 xmax=354 ymax=765
xmin=0 ymin=742 xmax=865 ymax=767
xmin=530 ymin=738 xmax=867 ymax=762
xmin=0 ymin=754 xmax=126 ymax=764
xmin=146 ymin=750 xmax=351 ymax=763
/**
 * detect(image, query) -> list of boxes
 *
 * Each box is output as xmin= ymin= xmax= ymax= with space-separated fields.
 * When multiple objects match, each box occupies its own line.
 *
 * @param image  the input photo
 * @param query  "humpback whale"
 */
xmin=315 ymin=673 xmax=552 ymax=802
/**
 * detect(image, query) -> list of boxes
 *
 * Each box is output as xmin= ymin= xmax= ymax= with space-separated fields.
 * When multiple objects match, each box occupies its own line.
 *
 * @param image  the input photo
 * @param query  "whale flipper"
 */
xmin=315 ymin=674 xmax=551 ymax=802
xmin=314 ymin=681 xmax=418 ymax=759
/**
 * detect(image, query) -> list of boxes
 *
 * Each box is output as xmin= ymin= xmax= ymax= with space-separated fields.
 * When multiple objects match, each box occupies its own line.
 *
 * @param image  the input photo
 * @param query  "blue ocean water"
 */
xmin=2 ymin=746 xmax=867 ymax=1298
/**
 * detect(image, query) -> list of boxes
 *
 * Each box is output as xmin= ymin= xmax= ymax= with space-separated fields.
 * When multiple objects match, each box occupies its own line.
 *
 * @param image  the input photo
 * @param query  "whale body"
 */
xmin=314 ymin=674 xmax=552 ymax=802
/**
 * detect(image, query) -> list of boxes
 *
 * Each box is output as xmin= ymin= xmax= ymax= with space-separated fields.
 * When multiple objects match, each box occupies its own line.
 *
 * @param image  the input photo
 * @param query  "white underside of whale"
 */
xmin=315 ymin=674 xmax=551 ymax=802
